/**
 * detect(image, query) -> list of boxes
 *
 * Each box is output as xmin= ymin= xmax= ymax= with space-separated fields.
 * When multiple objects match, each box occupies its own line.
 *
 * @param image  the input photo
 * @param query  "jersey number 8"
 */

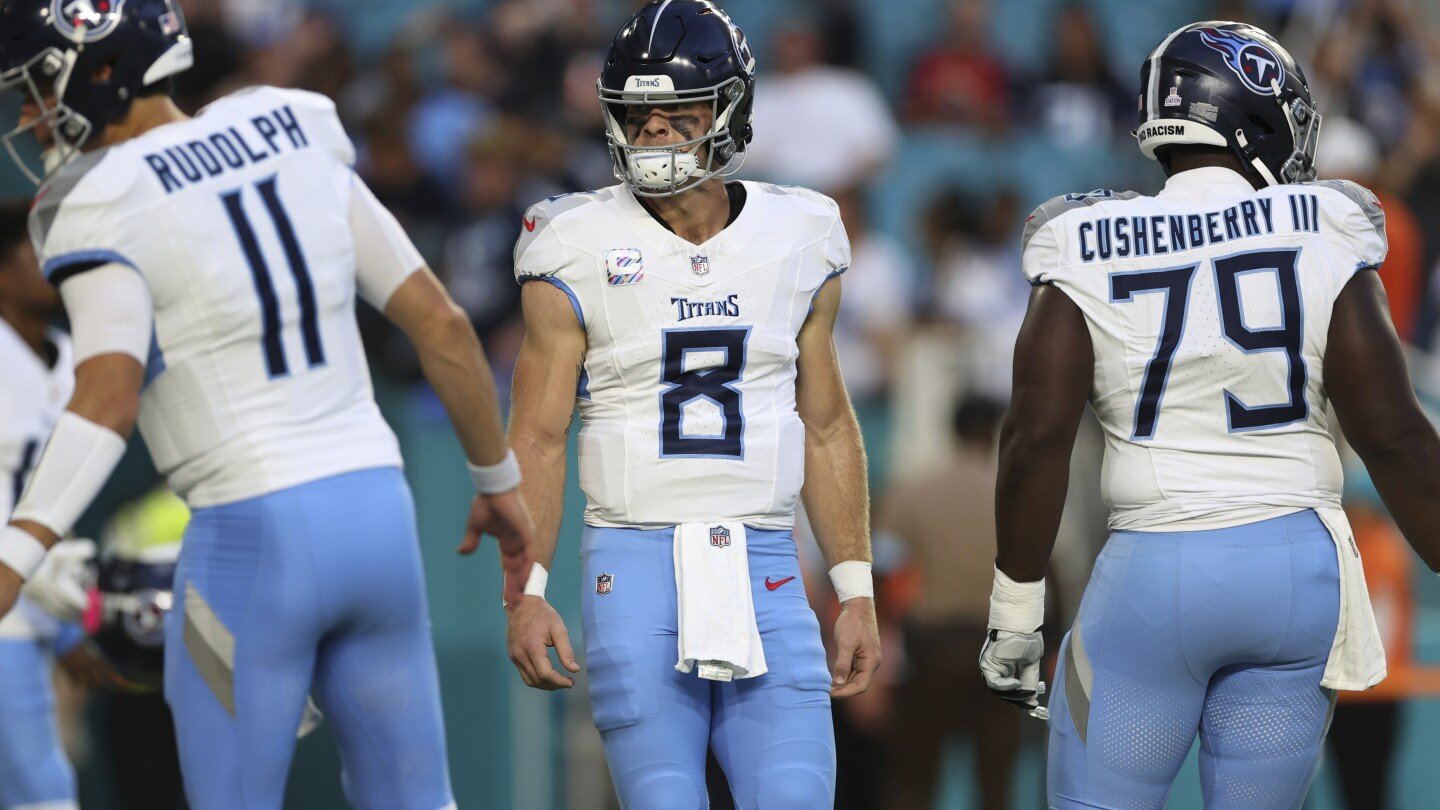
xmin=659 ymin=327 xmax=749 ymax=458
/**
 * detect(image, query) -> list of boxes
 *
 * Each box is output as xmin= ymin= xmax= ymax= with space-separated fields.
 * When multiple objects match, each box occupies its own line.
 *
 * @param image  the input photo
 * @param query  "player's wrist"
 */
xmin=523 ymin=562 xmax=549 ymax=600
xmin=0 ymin=525 xmax=50 ymax=582
xmin=988 ymin=566 xmax=1045 ymax=634
xmin=829 ymin=560 xmax=873 ymax=603
xmin=469 ymin=449 xmax=522 ymax=495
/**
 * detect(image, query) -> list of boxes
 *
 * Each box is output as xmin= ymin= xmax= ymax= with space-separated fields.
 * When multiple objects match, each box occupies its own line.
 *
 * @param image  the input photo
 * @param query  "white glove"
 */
xmin=22 ymin=538 xmax=95 ymax=622
xmin=979 ymin=629 xmax=1049 ymax=720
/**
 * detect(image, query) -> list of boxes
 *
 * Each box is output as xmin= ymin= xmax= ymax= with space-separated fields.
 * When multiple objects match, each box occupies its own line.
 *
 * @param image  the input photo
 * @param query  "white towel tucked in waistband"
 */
xmin=674 ymin=521 xmax=767 ymax=681
xmin=1315 ymin=506 xmax=1387 ymax=691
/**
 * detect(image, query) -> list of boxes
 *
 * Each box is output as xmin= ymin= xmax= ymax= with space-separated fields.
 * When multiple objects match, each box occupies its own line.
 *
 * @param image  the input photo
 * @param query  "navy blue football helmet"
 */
xmin=599 ymin=0 xmax=756 ymax=197
xmin=0 ymin=0 xmax=192 ymax=183
xmin=1136 ymin=21 xmax=1320 ymax=186
xmin=92 ymin=543 xmax=179 ymax=693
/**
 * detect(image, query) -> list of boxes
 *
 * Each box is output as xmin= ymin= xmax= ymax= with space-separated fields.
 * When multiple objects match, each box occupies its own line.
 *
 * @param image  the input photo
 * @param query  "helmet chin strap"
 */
xmin=1234 ymin=128 xmax=1281 ymax=186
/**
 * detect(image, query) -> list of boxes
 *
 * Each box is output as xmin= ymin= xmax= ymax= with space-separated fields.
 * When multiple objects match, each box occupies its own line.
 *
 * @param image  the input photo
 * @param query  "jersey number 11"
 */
xmin=221 ymin=176 xmax=326 ymax=379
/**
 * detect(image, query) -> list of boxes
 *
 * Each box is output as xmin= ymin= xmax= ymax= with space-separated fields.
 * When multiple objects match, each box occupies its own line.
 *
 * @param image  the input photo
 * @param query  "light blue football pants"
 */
xmin=1047 ymin=509 xmax=1341 ymax=809
xmin=582 ymin=526 xmax=836 ymax=810
xmin=0 ymin=637 xmax=76 ymax=810
xmin=164 ymin=468 xmax=454 ymax=810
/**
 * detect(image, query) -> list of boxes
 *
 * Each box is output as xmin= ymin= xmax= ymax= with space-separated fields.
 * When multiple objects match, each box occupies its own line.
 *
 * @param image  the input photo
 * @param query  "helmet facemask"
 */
xmin=599 ymin=74 xmax=748 ymax=198
xmin=0 ymin=47 xmax=93 ymax=186
xmin=1274 ymin=81 xmax=1321 ymax=184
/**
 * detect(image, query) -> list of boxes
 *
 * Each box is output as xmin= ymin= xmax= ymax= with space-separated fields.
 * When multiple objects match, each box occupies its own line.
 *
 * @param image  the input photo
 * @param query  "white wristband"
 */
xmin=829 ymin=560 xmax=873 ymax=603
xmin=988 ymin=566 xmax=1045 ymax=633
xmin=468 ymin=449 xmax=522 ymax=495
xmin=11 ymin=411 xmax=128 ymax=538
xmin=0 ymin=526 xmax=49 ymax=581
xmin=523 ymin=563 xmax=549 ymax=599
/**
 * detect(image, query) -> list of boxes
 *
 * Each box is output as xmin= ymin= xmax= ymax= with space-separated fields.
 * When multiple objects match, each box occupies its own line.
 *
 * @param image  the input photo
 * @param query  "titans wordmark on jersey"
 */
xmin=1022 ymin=167 xmax=1388 ymax=531
xmin=28 ymin=86 xmax=402 ymax=508
xmin=514 ymin=182 xmax=850 ymax=530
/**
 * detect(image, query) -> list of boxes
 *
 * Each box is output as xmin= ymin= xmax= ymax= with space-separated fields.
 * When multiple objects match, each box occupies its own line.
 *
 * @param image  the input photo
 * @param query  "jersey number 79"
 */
xmin=1111 ymin=248 xmax=1307 ymax=439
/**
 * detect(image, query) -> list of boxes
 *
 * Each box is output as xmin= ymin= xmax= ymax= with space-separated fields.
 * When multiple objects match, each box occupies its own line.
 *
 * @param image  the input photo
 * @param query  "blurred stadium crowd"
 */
xmin=11 ymin=0 xmax=1440 ymax=807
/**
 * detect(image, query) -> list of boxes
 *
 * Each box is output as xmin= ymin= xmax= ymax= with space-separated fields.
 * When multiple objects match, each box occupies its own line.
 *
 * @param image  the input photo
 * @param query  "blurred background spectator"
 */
xmin=743 ymin=13 xmax=900 ymax=191
xmin=5 ymin=0 xmax=1440 ymax=807
xmin=875 ymin=396 xmax=1025 ymax=810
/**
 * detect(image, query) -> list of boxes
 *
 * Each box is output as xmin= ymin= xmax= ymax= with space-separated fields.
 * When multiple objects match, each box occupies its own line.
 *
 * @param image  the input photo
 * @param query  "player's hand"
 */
xmin=831 ymin=596 xmax=882 ymax=698
xmin=24 ymin=538 xmax=95 ymax=622
xmin=459 ymin=489 xmax=535 ymax=609
xmin=979 ymin=628 xmax=1049 ymax=720
xmin=0 ymin=563 xmax=21 ymax=622
xmin=506 ymin=595 xmax=580 ymax=690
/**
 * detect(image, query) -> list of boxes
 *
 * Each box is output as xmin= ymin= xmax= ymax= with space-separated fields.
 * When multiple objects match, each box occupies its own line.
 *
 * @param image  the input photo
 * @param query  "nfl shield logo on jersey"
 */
xmin=710 ymin=526 xmax=731 ymax=548
xmin=596 ymin=573 xmax=614 ymax=596
xmin=691 ymin=255 xmax=711 ymax=277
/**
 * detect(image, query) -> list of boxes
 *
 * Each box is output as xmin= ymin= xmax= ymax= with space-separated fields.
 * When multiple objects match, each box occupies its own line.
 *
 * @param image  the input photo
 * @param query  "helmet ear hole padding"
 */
xmin=1246 ymin=115 xmax=1277 ymax=137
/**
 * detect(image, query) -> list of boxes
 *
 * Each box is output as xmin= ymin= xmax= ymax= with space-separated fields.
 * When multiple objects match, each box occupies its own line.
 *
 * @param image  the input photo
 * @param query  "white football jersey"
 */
xmin=29 ymin=86 xmax=402 ymax=508
xmin=0 ymin=321 xmax=73 ymax=639
xmin=514 ymin=182 xmax=850 ymax=530
xmin=1023 ymin=167 xmax=1387 ymax=531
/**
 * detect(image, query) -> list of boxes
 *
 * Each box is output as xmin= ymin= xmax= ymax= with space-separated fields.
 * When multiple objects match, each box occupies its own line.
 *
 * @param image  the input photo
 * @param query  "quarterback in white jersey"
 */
xmin=980 ymin=22 xmax=1440 ymax=809
xmin=0 ymin=2 xmax=534 ymax=808
xmin=505 ymin=3 xmax=880 ymax=807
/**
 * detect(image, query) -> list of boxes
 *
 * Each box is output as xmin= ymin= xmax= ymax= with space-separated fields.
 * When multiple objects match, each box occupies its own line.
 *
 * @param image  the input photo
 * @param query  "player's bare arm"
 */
xmin=383 ymin=267 xmax=534 ymax=607
xmin=0 ymin=352 xmax=142 ymax=615
xmin=0 ymin=270 xmax=146 ymax=618
xmin=796 ymin=277 xmax=881 ymax=698
xmin=982 ymin=283 xmax=1092 ymax=716
xmin=505 ymin=280 xmax=585 ymax=690
xmin=995 ymin=284 xmax=1094 ymax=582
xmin=1326 ymin=270 xmax=1440 ymax=571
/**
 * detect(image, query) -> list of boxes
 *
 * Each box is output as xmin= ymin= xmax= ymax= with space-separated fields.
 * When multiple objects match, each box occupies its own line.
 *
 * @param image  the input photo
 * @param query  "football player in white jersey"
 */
xmin=0 ymin=201 xmax=93 ymax=810
xmin=504 ymin=2 xmax=881 ymax=807
xmin=979 ymin=21 xmax=1440 ymax=809
xmin=0 ymin=2 xmax=535 ymax=808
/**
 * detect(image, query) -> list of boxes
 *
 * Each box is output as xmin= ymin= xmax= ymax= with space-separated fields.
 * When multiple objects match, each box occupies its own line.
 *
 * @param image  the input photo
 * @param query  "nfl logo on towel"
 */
xmin=605 ymin=248 xmax=644 ymax=286
xmin=710 ymin=526 xmax=731 ymax=548
xmin=596 ymin=573 xmax=614 ymax=595
xmin=691 ymin=254 xmax=710 ymax=277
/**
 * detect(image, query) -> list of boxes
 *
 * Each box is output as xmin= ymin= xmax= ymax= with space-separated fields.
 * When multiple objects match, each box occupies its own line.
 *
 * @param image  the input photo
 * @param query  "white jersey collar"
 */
xmin=615 ymin=180 xmax=768 ymax=256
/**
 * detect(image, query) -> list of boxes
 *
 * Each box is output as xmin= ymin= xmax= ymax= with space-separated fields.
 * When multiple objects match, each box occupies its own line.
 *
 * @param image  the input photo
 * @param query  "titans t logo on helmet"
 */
xmin=1197 ymin=27 xmax=1285 ymax=95
xmin=51 ymin=0 xmax=126 ymax=42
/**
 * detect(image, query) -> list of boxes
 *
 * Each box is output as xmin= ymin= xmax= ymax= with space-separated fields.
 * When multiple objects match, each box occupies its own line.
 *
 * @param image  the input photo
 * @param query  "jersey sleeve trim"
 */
xmin=43 ymin=249 xmax=137 ymax=286
xmin=807 ymin=266 xmax=848 ymax=315
xmin=520 ymin=274 xmax=585 ymax=330
xmin=1022 ymin=189 xmax=1141 ymax=256
xmin=1303 ymin=179 xmax=1385 ymax=243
